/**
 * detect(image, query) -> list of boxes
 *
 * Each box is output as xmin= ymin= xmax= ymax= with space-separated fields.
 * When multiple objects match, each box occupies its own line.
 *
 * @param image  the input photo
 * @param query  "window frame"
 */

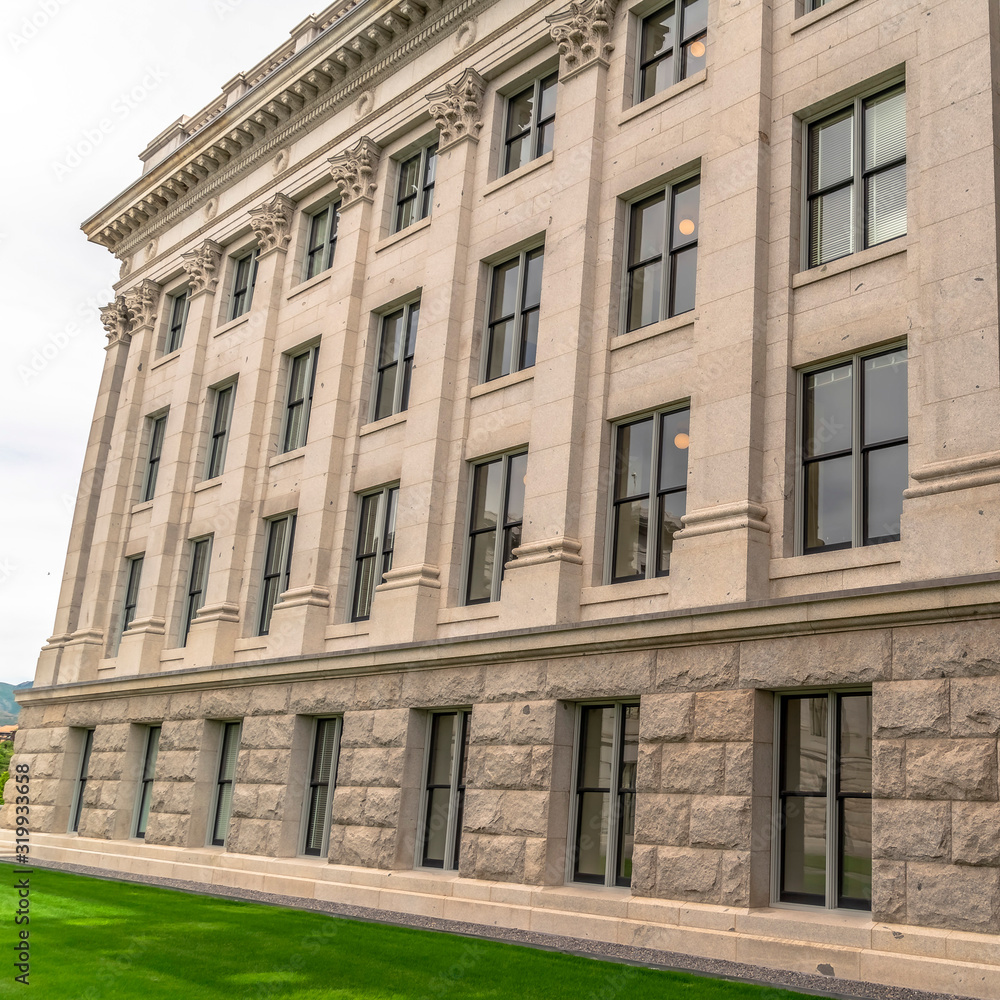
xmin=164 ymin=290 xmax=189 ymax=354
xmin=633 ymin=0 xmax=708 ymax=106
xmin=796 ymin=343 xmax=908 ymax=555
xmin=205 ymin=381 xmax=236 ymax=481
xmin=417 ymin=709 xmax=471 ymax=871
xmin=141 ymin=412 xmax=168 ymax=502
xmin=568 ymin=701 xmax=640 ymax=888
xmin=181 ymin=536 xmax=212 ymax=646
xmin=482 ymin=245 xmax=544 ymax=383
xmin=463 ymin=449 xmax=528 ymax=606
xmin=350 ymin=484 xmax=399 ymax=623
xmin=502 ymin=71 xmax=558 ymax=177
xmin=393 ymin=144 xmax=438 ymax=234
xmin=772 ymin=689 xmax=873 ymax=911
xmin=209 ymin=721 xmax=242 ymax=847
xmin=115 ymin=554 xmax=144 ymax=653
xmin=303 ymin=202 xmax=340 ymax=281
xmin=606 ymin=404 xmax=691 ymax=584
xmin=257 ymin=513 xmax=296 ymax=636
xmin=371 ymin=300 xmax=420 ymax=422
xmin=280 ymin=345 xmax=320 ymax=454
xmin=132 ymin=724 xmax=161 ymax=839
xmin=228 ymin=246 xmax=260 ymax=320
xmin=69 ymin=728 xmax=95 ymax=834
xmin=802 ymin=80 xmax=906 ymax=270
xmin=301 ymin=716 xmax=342 ymax=858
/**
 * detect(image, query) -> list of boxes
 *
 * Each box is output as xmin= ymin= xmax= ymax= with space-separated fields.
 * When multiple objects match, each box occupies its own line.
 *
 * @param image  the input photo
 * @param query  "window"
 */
xmin=69 ymin=729 xmax=95 ymax=833
xmin=484 ymin=248 xmax=543 ymax=382
xmin=133 ymin=725 xmax=161 ymax=839
xmin=372 ymin=302 xmax=419 ymax=421
xmin=420 ymin=710 xmax=470 ymax=870
xmin=281 ymin=345 xmax=319 ymax=453
xmin=351 ymin=485 xmax=398 ymax=622
xmin=210 ymin=721 xmax=241 ymax=847
xmin=635 ymin=0 xmax=707 ymax=104
xmin=801 ymin=345 xmax=907 ymax=553
xmin=164 ymin=291 xmax=189 ymax=354
xmin=258 ymin=514 xmax=295 ymax=636
xmin=465 ymin=450 xmax=527 ymax=605
xmin=503 ymin=72 xmax=557 ymax=175
xmin=806 ymin=83 xmax=906 ymax=267
xmin=394 ymin=145 xmax=437 ymax=232
xmin=610 ymin=406 xmax=689 ymax=583
xmin=229 ymin=247 xmax=259 ymax=319
xmin=116 ymin=555 xmax=144 ymax=652
xmin=205 ymin=382 xmax=236 ymax=480
xmin=777 ymin=691 xmax=872 ymax=910
xmin=304 ymin=203 xmax=339 ymax=280
xmin=302 ymin=717 xmax=341 ymax=857
xmin=625 ymin=175 xmax=700 ymax=332
xmin=141 ymin=413 xmax=167 ymax=502
xmin=182 ymin=537 xmax=212 ymax=646
xmin=572 ymin=703 xmax=639 ymax=886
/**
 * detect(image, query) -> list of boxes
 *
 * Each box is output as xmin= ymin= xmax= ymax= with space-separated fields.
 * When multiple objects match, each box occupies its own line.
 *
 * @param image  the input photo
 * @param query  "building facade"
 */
xmin=5 ymin=0 xmax=1000 ymax=993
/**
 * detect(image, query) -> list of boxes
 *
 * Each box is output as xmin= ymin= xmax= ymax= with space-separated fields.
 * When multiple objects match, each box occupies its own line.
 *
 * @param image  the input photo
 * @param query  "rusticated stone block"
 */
xmin=545 ymin=651 xmax=654 ymax=700
xmin=872 ymin=800 xmax=950 ymax=861
xmin=239 ymin=715 xmax=296 ymax=751
xmin=351 ymin=673 xmax=401 ymax=711
xmin=92 ymin=724 xmax=130 ymax=753
xmin=228 ymin=817 xmax=276 ymax=857
xmin=15 ymin=728 xmax=69 ymax=754
xmin=247 ymin=684 xmax=291 ymax=716
xmin=124 ymin=694 xmax=170 ymax=721
xmin=28 ymin=753 xmax=64 ymax=780
xmin=655 ymin=846 xmax=722 ymax=901
xmin=636 ymin=743 xmax=660 ymax=792
xmin=872 ymin=859 xmax=907 ymax=923
xmin=952 ymin=802 xmax=1000 ymax=866
xmin=893 ymin=622 xmax=1000 ymax=680
xmin=363 ymin=787 xmax=401 ymax=828
xmin=950 ymin=679 xmax=1000 ymax=738
xmin=79 ymin=808 xmax=116 ymax=840
xmin=482 ymin=661 xmax=547 ymax=702
xmin=470 ymin=703 xmax=510 ymax=744
xmin=151 ymin=781 xmax=192 ymax=815
xmin=402 ymin=666 xmax=484 ymax=707
xmin=689 ymin=796 xmax=752 ymax=850
xmin=339 ymin=711 xmax=375 ymax=749
xmin=87 ymin=751 xmax=124 ymax=782
xmin=634 ymin=793 xmax=690 ymax=846
xmin=98 ymin=699 xmax=130 ymax=722
xmin=631 ymin=844 xmax=657 ymax=896
xmin=155 ymin=750 xmax=199 ymax=782
xmin=467 ymin=832 xmax=526 ymax=883
xmin=288 ymin=678 xmax=353 ymax=715
xmin=640 ymin=694 xmax=695 ymax=742
xmin=331 ymin=785 xmax=367 ymax=826
xmin=724 ymin=742 xmax=755 ymax=796
xmin=337 ymin=747 xmax=404 ymax=788
xmin=371 ymin=709 xmax=411 ymax=747
xmin=694 ymin=690 xmax=754 ymax=742
xmin=237 ymin=748 xmax=287 ymax=784
xmin=906 ymin=739 xmax=998 ymax=801
xmin=464 ymin=789 xmax=548 ymax=838
xmin=741 ymin=631 xmax=891 ymax=688
xmin=720 ymin=850 xmax=751 ymax=907
xmin=159 ymin=720 xmax=207 ymax=753
xmin=200 ymin=687 xmax=251 ymax=719
xmin=659 ymin=744 xmax=726 ymax=795
xmin=230 ymin=785 xmax=259 ymax=820
xmin=63 ymin=704 xmax=100 ymax=728
xmin=509 ymin=701 xmax=558 ymax=745
xmin=656 ymin=643 xmax=739 ymax=692
xmin=469 ymin=744 xmax=532 ymax=789
xmin=522 ymin=836 xmax=554 ymax=886
xmin=144 ymin=811 xmax=188 ymax=847
xmin=166 ymin=691 xmax=203 ymax=721
xmin=328 ymin=823 xmax=396 ymax=869
xmin=907 ymin=862 xmax=1000 ymax=933
xmin=873 ymin=740 xmax=906 ymax=797
xmin=874 ymin=680 xmax=950 ymax=738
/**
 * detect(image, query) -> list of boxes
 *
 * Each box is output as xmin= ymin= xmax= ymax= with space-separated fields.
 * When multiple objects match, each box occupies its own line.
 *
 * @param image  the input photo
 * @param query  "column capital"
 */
xmin=425 ymin=68 xmax=486 ymax=151
xmin=546 ymin=0 xmax=620 ymax=76
xmin=180 ymin=239 xmax=224 ymax=295
xmin=100 ymin=297 xmax=131 ymax=348
xmin=122 ymin=279 xmax=162 ymax=332
xmin=328 ymin=136 xmax=382 ymax=207
xmin=248 ymin=193 xmax=296 ymax=254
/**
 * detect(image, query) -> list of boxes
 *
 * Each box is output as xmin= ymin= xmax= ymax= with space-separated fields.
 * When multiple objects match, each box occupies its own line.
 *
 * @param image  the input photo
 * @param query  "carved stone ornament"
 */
xmin=425 ymin=68 xmax=486 ymax=150
xmin=328 ymin=136 xmax=382 ymax=206
xmin=546 ymin=0 xmax=620 ymax=73
xmin=100 ymin=297 xmax=131 ymax=347
xmin=248 ymin=192 xmax=296 ymax=253
xmin=122 ymin=279 xmax=161 ymax=331
xmin=181 ymin=239 xmax=224 ymax=295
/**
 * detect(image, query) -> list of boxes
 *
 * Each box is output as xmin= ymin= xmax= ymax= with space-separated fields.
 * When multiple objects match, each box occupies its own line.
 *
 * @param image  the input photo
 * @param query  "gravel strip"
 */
xmin=4 ymin=857 xmax=969 ymax=1000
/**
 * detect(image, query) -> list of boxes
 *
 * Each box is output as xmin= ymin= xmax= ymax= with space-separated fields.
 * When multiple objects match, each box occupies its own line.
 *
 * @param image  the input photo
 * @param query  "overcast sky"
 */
xmin=0 ymin=0 xmax=320 ymax=684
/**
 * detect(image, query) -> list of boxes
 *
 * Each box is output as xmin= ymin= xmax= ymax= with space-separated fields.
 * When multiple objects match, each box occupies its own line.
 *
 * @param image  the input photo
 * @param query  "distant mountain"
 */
xmin=0 ymin=683 xmax=32 ymax=725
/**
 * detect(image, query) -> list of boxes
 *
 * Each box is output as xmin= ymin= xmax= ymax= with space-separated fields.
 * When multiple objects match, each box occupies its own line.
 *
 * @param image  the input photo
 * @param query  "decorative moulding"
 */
xmin=180 ymin=239 xmax=224 ymax=294
xmin=905 ymin=451 xmax=1000 ymax=499
xmin=378 ymin=563 xmax=442 ymax=592
xmin=100 ymin=298 xmax=131 ymax=348
xmin=546 ymin=0 xmax=620 ymax=76
xmin=509 ymin=536 xmax=584 ymax=569
xmin=249 ymin=193 xmax=296 ymax=253
xmin=329 ymin=136 xmax=382 ymax=205
xmin=123 ymin=279 xmax=162 ymax=331
xmin=426 ymin=67 xmax=486 ymax=150
xmin=675 ymin=501 xmax=770 ymax=540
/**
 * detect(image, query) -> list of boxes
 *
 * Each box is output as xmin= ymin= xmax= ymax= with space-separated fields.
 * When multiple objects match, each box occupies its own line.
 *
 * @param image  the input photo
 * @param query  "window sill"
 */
xmin=611 ymin=312 xmax=695 ymax=351
xmin=470 ymin=367 xmax=534 ymax=398
xmin=437 ymin=603 xmax=501 ymax=625
xmin=790 ymin=0 xmax=863 ymax=34
xmin=269 ymin=447 xmax=306 ymax=469
xmin=287 ymin=269 xmax=332 ymax=301
xmin=360 ymin=411 xmax=407 ymax=436
xmin=618 ymin=69 xmax=707 ymax=126
xmin=792 ymin=238 xmax=907 ymax=288
xmin=483 ymin=150 xmax=554 ymax=198
xmin=214 ymin=313 xmax=251 ymax=338
xmin=150 ymin=350 xmax=181 ymax=371
xmin=581 ymin=576 xmax=669 ymax=606
xmin=325 ymin=621 xmax=371 ymax=640
xmin=193 ymin=477 xmax=223 ymax=493
xmin=234 ymin=636 xmax=268 ymax=652
xmin=374 ymin=215 xmax=431 ymax=254
xmin=770 ymin=541 xmax=901 ymax=580
xmin=130 ymin=500 xmax=153 ymax=515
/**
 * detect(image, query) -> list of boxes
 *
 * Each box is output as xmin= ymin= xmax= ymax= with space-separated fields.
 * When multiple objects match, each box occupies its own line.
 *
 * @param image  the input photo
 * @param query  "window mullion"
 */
xmin=393 ymin=306 xmax=408 ymax=413
xmin=445 ymin=712 xmax=465 ymax=869
xmin=853 ymin=97 xmax=864 ymax=256
xmin=648 ymin=414 xmax=662 ymax=580
xmin=661 ymin=185 xmax=672 ymax=323
xmin=492 ymin=456 xmax=510 ymax=602
xmin=509 ymin=254 xmax=526 ymax=376
xmin=826 ymin=692 xmax=838 ymax=909
xmin=606 ymin=704 xmax=623 ymax=885
xmin=852 ymin=355 xmax=862 ymax=546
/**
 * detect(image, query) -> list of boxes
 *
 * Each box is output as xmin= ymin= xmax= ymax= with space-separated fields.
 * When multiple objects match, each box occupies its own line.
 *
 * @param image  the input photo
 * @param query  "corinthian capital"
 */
xmin=180 ymin=239 xmax=224 ymax=295
xmin=249 ymin=193 xmax=295 ymax=254
xmin=546 ymin=0 xmax=619 ymax=74
xmin=328 ymin=137 xmax=381 ymax=207
xmin=100 ymin=297 xmax=130 ymax=347
xmin=122 ymin=279 xmax=161 ymax=331
xmin=425 ymin=68 xmax=486 ymax=150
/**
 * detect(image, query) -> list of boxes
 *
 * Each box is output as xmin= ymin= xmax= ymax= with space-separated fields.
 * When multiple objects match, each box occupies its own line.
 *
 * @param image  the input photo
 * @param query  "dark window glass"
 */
xmin=182 ymin=538 xmax=212 ymax=646
xmin=134 ymin=726 xmax=161 ymax=839
xmin=165 ymin=291 xmax=189 ymax=354
xmin=211 ymin=722 xmax=241 ymax=846
xmin=503 ymin=73 xmax=558 ymax=175
xmin=258 ymin=514 xmax=295 ymax=636
xmin=230 ymin=248 xmax=259 ymax=319
xmin=142 ymin=414 xmax=167 ymax=502
xmin=394 ymin=145 xmax=437 ymax=232
xmin=303 ymin=718 xmax=340 ymax=857
xmin=421 ymin=711 xmax=470 ymax=870
xmin=206 ymin=382 xmax=236 ymax=480
xmin=485 ymin=248 xmax=544 ymax=381
xmin=638 ymin=1 xmax=708 ymax=103
xmin=117 ymin=556 xmax=144 ymax=652
xmin=305 ymin=203 xmax=340 ymax=280
xmin=374 ymin=302 xmax=419 ymax=421
xmin=351 ymin=486 xmax=398 ymax=622
xmin=282 ymin=346 xmax=319 ymax=453
xmin=70 ymin=729 xmax=95 ymax=833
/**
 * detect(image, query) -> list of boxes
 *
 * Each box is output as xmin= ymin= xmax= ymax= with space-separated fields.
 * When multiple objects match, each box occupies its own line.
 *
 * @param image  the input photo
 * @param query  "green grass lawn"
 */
xmin=0 ymin=864 xmax=822 ymax=1000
